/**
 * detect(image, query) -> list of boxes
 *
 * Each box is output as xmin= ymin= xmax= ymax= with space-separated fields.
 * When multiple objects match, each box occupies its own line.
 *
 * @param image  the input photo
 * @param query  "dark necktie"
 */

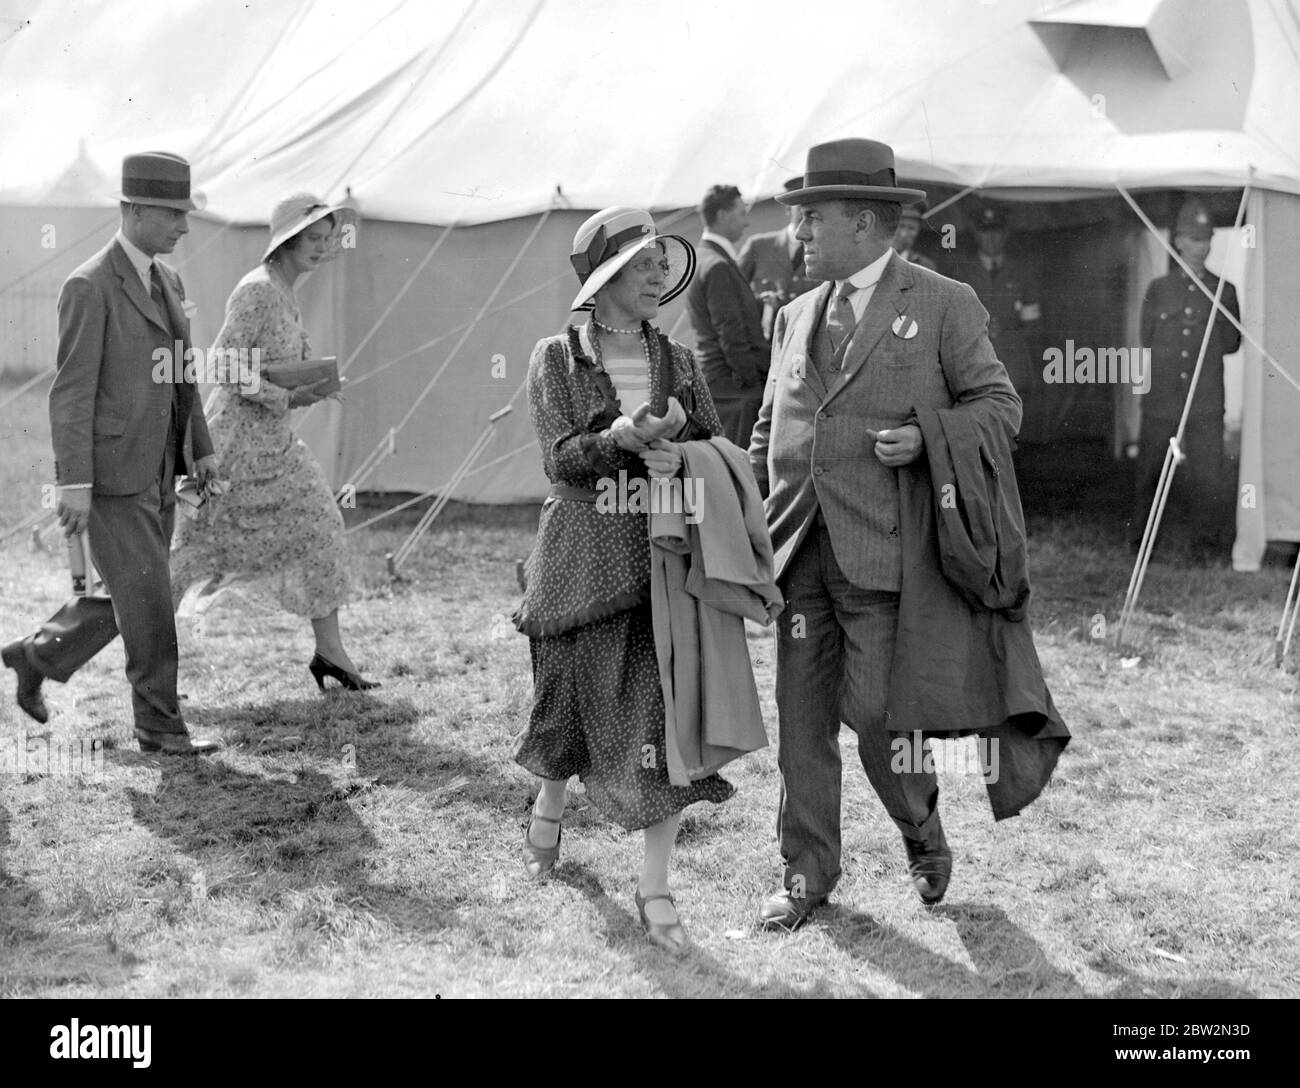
xmin=150 ymin=264 xmax=173 ymax=336
xmin=827 ymin=283 xmax=857 ymax=353
xmin=150 ymin=264 xmax=183 ymax=439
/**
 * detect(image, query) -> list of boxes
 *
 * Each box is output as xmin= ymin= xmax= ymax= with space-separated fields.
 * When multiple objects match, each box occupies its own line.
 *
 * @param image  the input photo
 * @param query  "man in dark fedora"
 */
xmin=738 ymin=176 xmax=818 ymax=339
xmin=749 ymin=138 xmax=1032 ymax=928
xmin=1 ymin=151 xmax=221 ymax=754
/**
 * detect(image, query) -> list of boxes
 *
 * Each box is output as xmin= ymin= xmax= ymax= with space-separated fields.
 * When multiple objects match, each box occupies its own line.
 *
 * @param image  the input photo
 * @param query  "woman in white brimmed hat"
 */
xmin=511 ymin=207 xmax=728 ymax=954
xmin=170 ymin=193 xmax=377 ymax=692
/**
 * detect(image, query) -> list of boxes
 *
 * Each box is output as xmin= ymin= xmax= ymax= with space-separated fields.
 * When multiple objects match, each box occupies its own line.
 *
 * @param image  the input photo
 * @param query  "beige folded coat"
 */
xmin=649 ymin=438 xmax=784 ymax=786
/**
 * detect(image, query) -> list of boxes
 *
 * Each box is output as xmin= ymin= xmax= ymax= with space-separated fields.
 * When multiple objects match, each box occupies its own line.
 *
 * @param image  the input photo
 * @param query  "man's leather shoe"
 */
xmin=2 ymin=641 xmax=48 ymax=725
xmin=903 ymin=822 xmax=952 ymax=905
xmin=758 ymin=888 xmax=828 ymax=932
xmin=135 ymin=728 xmax=219 ymax=755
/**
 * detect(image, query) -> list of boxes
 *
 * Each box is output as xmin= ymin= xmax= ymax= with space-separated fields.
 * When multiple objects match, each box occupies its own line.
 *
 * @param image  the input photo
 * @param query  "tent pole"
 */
xmin=1115 ymin=183 xmax=1250 ymax=646
xmin=1117 ymin=438 xmax=1182 ymax=646
xmin=1277 ymin=550 xmax=1300 ymax=666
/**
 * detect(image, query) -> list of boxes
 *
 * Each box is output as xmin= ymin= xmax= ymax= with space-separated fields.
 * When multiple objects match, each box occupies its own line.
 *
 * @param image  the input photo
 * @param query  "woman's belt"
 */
xmin=549 ymin=484 xmax=599 ymax=503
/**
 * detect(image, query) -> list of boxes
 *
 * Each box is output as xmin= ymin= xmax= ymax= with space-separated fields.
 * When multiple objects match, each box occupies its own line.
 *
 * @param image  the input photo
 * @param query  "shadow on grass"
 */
xmin=940 ymin=902 xmax=1255 ymax=999
xmin=1 ymin=800 xmax=140 ymax=994
xmin=0 ymin=802 xmax=42 ymax=943
xmin=183 ymin=691 xmax=530 ymax=817
xmin=117 ymin=703 xmax=462 ymax=947
xmin=554 ymin=861 xmax=840 ymax=998
xmin=818 ymin=900 xmax=1256 ymax=998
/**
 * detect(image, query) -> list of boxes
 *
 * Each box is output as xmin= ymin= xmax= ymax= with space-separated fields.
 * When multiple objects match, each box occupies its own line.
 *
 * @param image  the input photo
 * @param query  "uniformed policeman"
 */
xmin=947 ymin=204 xmax=1042 ymax=433
xmin=1131 ymin=197 xmax=1242 ymax=560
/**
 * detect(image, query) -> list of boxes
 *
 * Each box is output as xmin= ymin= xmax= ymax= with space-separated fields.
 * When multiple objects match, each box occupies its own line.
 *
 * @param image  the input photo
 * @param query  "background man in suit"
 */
xmin=1132 ymin=196 xmax=1241 ymax=560
xmin=685 ymin=184 xmax=770 ymax=448
xmin=1 ymin=152 xmax=221 ymax=755
xmin=738 ymin=176 xmax=817 ymax=338
xmin=749 ymin=139 xmax=1022 ymax=929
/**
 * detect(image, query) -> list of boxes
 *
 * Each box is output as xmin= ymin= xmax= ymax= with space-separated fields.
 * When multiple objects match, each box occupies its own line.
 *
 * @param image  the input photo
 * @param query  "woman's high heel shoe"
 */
xmin=522 ymin=812 xmax=562 ymax=879
xmin=308 ymin=652 xmax=380 ymax=692
xmin=635 ymin=887 xmax=690 ymax=955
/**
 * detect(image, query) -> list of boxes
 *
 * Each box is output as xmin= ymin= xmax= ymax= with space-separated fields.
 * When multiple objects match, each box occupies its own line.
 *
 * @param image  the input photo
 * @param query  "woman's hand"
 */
xmin=631 ymin=396 xmax=685 ymax=441
xmin=640 ymin=439 xmax=683 ymax=478
xmin=610 ymin=414 xmax=653 ymax=451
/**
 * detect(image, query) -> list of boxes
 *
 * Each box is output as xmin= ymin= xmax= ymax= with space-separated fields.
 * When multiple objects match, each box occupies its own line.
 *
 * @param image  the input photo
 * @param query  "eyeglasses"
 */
xmin=626 ymin=252 xmax=671 ymax=277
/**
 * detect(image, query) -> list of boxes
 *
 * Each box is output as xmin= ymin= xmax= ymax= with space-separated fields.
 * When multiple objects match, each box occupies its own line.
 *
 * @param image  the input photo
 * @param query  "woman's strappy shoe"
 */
xmin=635 ymin=887 xmax=690 ymax=955
xmin=522 ymin=812 xmax=562 ymax=879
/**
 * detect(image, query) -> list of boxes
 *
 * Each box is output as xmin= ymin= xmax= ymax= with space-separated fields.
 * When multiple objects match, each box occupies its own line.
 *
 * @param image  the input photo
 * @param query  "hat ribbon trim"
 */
xmin=571 ymin=223 xmax=654 ymax=282
xmin=802 ymin=167 xmax=898 ymax=190
xmin=123 ymin=177 xmax=192 ymax=201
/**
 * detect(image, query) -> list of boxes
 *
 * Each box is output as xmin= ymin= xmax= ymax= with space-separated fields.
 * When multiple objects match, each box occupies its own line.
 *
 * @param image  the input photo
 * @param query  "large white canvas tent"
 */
xmin=1 ymin=0 xmax=1297 ymax=569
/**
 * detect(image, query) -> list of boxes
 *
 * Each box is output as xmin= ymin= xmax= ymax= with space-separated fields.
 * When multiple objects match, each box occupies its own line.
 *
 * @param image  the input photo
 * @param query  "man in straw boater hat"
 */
xmin=1 ymin=151 xmax=222 ymax=754
xmin=749 ymin=138 xmax=1068 ymax=929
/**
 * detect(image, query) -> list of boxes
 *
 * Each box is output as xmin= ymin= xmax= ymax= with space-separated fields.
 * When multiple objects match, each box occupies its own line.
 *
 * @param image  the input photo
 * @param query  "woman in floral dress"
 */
xmin=512 ymin=207 xmax=733 ymax=954
xmin=171 ymin=193 xmax=376 ymax=691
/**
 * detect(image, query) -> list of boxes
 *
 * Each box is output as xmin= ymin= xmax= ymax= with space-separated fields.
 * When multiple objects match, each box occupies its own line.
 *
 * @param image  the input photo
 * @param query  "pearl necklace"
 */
xmin=589 ymin=320 xmax=651 ymax=377
xmin=592 ymin=316 xmax=642 ymax=336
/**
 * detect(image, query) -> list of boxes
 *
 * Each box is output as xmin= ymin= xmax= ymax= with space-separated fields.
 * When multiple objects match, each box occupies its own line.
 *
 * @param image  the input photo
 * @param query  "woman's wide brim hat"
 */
xmin=263 ymin=193 xmax=359 ymax=262
xmin=778 ymin=139 xmax=926 ymax=206
xmin=112 ymin=151 xmax=206 ymax=211
xmin=569 ymin=207 xmax=695 ymax=312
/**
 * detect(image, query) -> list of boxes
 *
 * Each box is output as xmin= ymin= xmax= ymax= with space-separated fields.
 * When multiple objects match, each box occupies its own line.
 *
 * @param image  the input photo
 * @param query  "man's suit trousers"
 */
xmin=22 ymin=442 xmax=184 ymax=734
xmin=775 ymin=520 xmax=940 ymax=897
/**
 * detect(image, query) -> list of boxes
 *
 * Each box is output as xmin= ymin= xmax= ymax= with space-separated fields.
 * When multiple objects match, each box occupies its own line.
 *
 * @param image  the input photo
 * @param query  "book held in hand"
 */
xmin=264 ymin=355 xmax=341 ymax=395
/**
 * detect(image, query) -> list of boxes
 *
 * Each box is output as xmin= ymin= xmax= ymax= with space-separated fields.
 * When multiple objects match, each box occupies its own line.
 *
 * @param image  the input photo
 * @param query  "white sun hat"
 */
xmin=568 ymin=206 xmax=695 ymax=312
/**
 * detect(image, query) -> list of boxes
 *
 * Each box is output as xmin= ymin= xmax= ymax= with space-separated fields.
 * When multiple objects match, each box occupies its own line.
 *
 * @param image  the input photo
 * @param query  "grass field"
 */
xmin=1 ymin=380 xmax=1297 ymax=998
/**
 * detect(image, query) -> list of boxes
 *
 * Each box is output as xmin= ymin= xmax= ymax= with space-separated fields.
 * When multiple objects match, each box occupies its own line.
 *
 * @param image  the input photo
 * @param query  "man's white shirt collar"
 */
xmin=115 ymin=229 xmax=156 ymax=291
xmin=833 ymin=248 xmax=894 ymax=324
xmin=701 ymin=230 xmax=739 ymax=264
xmin=838 ymin=248 xmax=893 ymax=294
